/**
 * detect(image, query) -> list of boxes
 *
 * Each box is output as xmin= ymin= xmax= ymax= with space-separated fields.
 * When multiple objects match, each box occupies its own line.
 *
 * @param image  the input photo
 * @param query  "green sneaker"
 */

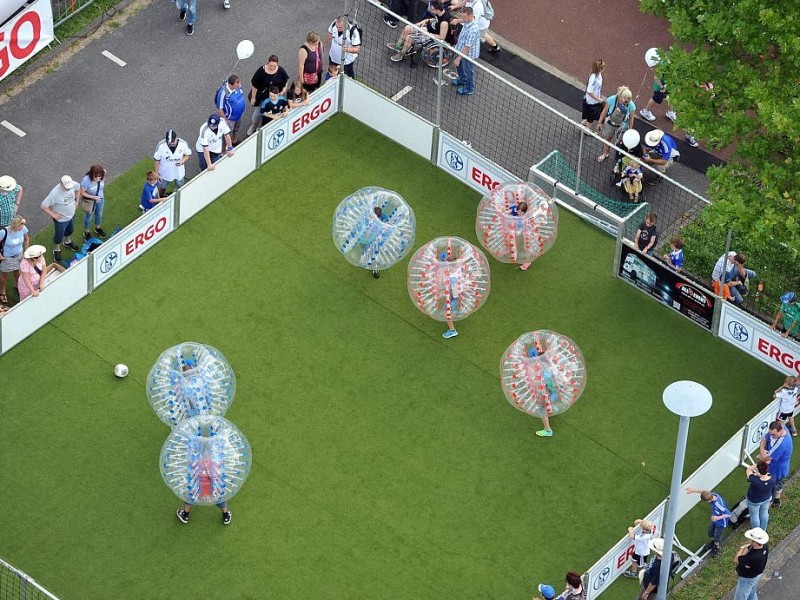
xmin=535 ymin=429 xmax=554 ymax=437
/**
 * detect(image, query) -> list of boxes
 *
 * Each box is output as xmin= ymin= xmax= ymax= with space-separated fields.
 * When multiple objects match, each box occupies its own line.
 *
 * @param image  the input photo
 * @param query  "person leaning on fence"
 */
xmin=771 ymin=292 xmax=800 ymax=339
xmin=634 ymin=213 xmax=658 ymax=256
xmin=744 ymin=460 xmax=777 ymax=532
xmin=558 ymin=571 xmax=586 ymax=600
xmin=624 ymin=519 xmax=656 ymax=578
xmin=722 ymin=254 xmax=756 ymax=307
xmin=732 ymin=528 xmax=769 ymax=600
xmin=641 ymin=129 xmax=679 ymax=185
xmin=195 ymin=114 xmax=234 ymax=172
xmin=451 ymin=7 xmax=480 ymax=96
xmin=388 ymin=1 xmax=451 ymax=62
xmin=774 ymin=376 xmax=798 ymax=437
xmin=758 ymin=421 xmax=793 ymax=508
xmin=662 ymin=238 xmax=684 ymax=272
xmin=685 ymin=487 xmax=731 ymax=556
xmin=153 ymin=130 xmax=192 ymax=197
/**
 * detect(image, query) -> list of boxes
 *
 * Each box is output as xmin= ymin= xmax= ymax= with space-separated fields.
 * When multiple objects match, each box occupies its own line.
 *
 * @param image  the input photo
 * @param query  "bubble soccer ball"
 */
xmin=146 ymin=342 xmax=236 ymax=428
xmin=475 ymin=182 xmax=558 ymax=265
xmin=500 ymin=330 xmax=587 ymax=418
xmin=407 ymin=236 xmax=491 ymax=322
xmin=160 ymin=415 xmax=251 ymax=506
xmin=332 ymin=186 xmax=416 ymax=272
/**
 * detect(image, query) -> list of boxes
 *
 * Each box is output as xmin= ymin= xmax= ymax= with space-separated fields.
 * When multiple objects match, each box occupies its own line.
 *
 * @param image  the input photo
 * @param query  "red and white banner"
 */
xmin=0 ymin=0 xmax=54 ymax=82
xmin=437 ymin=132 xmax=519 ymax=195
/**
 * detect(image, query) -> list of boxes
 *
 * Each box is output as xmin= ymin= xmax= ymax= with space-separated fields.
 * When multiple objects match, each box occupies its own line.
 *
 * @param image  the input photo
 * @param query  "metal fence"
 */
xmin=0 ymin=558 xmax=60 ymax=600
xmin=52 ymin=0 xmax=97 ymax=27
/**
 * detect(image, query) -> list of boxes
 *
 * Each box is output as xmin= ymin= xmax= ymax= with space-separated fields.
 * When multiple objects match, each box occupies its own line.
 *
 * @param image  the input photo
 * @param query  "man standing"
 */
xmin=195 ymin=114 xmax=234 ymax=172
xmin=636 ymin=538 xmax=667 ymax=600
xmin=215 ymin=74 xmax=247 ymax=145
xmin=732 ymin=528 xmax=769 ymax=600
xmin=40 ymin=176 xmax=81 ymax=263
xmin=759 ymin=421 xmax=794 ymax=508
xmin=452 ymin=0 xmax=501 ymax=53
xmin=326 ymin=17 xmax=361 ymax=78
xmin=452 ymin=7 xmax=479 ymax=96
xmin=0 ymin=175 xmax=24 ymax=229
xmin=153 ymin=130 xmax=192 ymax=197
xmin=247 ymin=55 xmax=289 ymax=137
xmin=175 ymin=0 xmax=197 ymax=36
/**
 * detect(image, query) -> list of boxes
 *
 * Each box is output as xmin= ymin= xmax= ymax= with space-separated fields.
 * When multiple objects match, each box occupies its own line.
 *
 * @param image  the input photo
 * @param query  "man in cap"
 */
xmin=641 ymin=129 xmax=679 ymax=184
xmin=732 ymin=528 xmax=769 ymax=600
xmin=0 ymin=175 xmax=24 ymax=229
xmin=195 ymin=114 xmax=234 ymax=172
xmin=215 ymin=74 xmax=246 ymax=145
xmin=758 ymin=421 xmax=793 ymax=508
xmin=534 ymin=583 xmax=556 ymax=599
xmin=40 ymin=176 xmax=81 ymax=263
xmin=771 ymin=292 xmax=800 ymax=339
xmin=153 ymin=130 xmax=192 ymax=197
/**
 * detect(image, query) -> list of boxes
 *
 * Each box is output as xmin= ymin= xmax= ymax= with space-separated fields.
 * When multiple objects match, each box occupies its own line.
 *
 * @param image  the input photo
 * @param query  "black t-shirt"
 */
xmin=637 ymin=223 xmax=658 ymax=251
xmin=426 ymin=13 xmax=451 ymax=37
xmin=736 ymin=545 xmax=768 ymax=578
xmin=250 ymin=66 xmax=289 ymax=105
xmin=641 ymin=556 xmax=662 ymax=591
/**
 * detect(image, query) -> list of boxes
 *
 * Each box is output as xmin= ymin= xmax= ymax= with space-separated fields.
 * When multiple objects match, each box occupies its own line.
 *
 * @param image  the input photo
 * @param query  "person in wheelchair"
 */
xmin=387 ymin=1 xmax=451 ymax=63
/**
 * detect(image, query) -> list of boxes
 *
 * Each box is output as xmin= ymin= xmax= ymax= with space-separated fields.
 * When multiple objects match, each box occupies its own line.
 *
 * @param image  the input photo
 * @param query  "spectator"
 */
xmin=247 ymin=55 xmax=290 ymax=137
xmin=40 ymin=175 xmax=81 ymax=264
xmin=744 ymin=460 xmax=776 ymax=531
xmin=595 ymin=86 xmax=636 ymax=162
xmin=624 ymin=519 xmax=656 ymax=578
xmin=0 ymin=215 xmax=30 ymax=305
xmin=388 ymin=1 xmax=451 ymax=63
xmin=140 ymin=171 xmax=164 ymax=213
xmin=258 ymin=86 xmax=289 ymax=126
xmin=383 ymin=0 xmax=414 ymax=28
xmin=641 ymin=129 xmax=680 ymax=184
xmin=195 ymin=114 xmax=234 ymax=172
xmin=326 ymin=16 xmax=361 ymax=78
xmin=298 ymin=32 xmax=324 ymax=93
xmin=758 ymin=421 xmax=793 ymax=508
xmin=663 ymin=238 xmax=684 ymax=271
xmin=79 ymin=164 xmax=108 ymax=240
xmin=534 ymin=583 xmax=556 ymax=600
xmin=636 ymin=538 xmax=666 ymax=600
xmin=770 ymin=292 xmax=800 ymax=339
xmin=774 ymin=376 xmax=798 ymax=436
xmin=175 ymin=0 xmax=197 ymax=36
xmin=153 ymin=130 xmax=192 ymax=197
xmin=18 ymin=245 xmax=65 ymax=301
xmin=452 ymin=6 xmax=479 ymax=97
xmin=215 ymin=74 xmax=246 ymax=146
xmin=622 ymin=159 xmax=643 ymax=202
xmin=732 ymin=528 xmax=769 ymax=600
xmin=0 ymin=175 xmax=24 ymax=229
xmin=638 ymin=61 xmax=699 ymax=147
xmin=451 ymin=0 xmax=501 ymax=53
xmin=580 ymin=59 xmax=606 ymax=128
xmin=724 ymin=254 xmax=756 ymax=306
xmin=286 ymin=79 xmax=309 ymax=108
xmin=634 ymin=213 xmax=658 ymax=256
xmin=712 ymin=251 xmax=736 ymax=283
xmin=324 ymin=63 xmax=341 ymax=82
xmin=685 ymin=487 xmax=731 ymax=556
xmin=560 ymin=571 xmax=586 ymax=600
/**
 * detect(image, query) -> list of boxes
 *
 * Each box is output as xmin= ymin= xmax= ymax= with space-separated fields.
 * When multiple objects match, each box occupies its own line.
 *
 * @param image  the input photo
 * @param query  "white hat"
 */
xmin=744 ymin=528 xmax=769 ymax=545
xmin=648 ymin=537 xmax=665 ymax=555
xmin=24 ymin=245 xmax=46 ymax=259
xmin=0 ymin=175 xmax=16 ymax=191
xmin=60 ymin=175 xmax=76 ymax=189
xmin=644 ymin=130 xmax=664 ymax=147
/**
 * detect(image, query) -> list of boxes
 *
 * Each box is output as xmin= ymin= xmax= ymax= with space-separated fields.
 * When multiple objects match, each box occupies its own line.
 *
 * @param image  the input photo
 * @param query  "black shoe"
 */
xmin=709 ymin=544 xmax=721 ymax=557
xmin=383 ymin=17 xmax=397 ymax=28
xmin=186 ymin=23 xmax=194 ymax=36
xmin=772 ymin=498 xmax=781 ymax=508
xmin=53 ymin=249 xmax=62 ymax=263
xmin=176 ymin=508 xmax=190 ymax=524
xmin=64 ymin=241 xmax=80 ymax=252
xmin=94 ymin=227 xmax=107 ymax=239
xmin=222 ymin=510 xmax=232 ymax=525
xmin=84 ymin=230 xmax=91 ymax=241
xmin=372 ymin=270 xmax=380 ymax=279
xmin=488 ymin=44 xmax=501 ymax=54
xmin=179 ymin=8 xmax=187 ymax=21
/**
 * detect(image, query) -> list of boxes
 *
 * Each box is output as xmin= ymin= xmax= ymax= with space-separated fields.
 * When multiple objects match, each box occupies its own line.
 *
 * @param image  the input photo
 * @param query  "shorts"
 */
xmin=581 ymin=99 xmax=604 ymax=123
xmin=652 ymin=90 xmax=668 ymax=104
xmin=777 ymin=411 xmax=793 ymax=421
xmin=775 ymin=477 xmax=785 ymax=493
xmin=632 ymin=552 xmax=648 ymax=568
xmin=479 ymin=27 xmax=489 ymax=42
xmin=410 ymin=29 xmax=429 ymax=45
xmin=600 ymin=120 xmax=621 ymax=140
xmin=0 ymin=253 xmax=22 ymax=272
xmin=158 ymin=177 xmax=185 ymax=190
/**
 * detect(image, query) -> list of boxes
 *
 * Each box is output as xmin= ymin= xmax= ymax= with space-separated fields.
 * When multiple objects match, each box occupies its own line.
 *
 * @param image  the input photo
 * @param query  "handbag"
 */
xmin=80 ymin=197 xmax=95 ymax=213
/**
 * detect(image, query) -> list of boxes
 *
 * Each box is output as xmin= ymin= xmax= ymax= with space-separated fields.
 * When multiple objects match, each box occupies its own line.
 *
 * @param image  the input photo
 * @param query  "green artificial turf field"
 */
xmin=0 ymin=115 xmax=781 ymax=600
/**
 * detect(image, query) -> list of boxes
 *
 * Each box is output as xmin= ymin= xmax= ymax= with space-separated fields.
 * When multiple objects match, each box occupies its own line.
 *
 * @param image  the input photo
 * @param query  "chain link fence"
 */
xmin=0 ymin=558 xmax=60 ymax=600
xmin=52 ymin=0 xmax=97 ymax=27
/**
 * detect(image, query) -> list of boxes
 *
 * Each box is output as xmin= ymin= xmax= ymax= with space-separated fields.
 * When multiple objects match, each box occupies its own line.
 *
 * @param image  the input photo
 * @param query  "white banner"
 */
xmin=745 ymin=400 xmax=783 ymax=455
xmin=0 ymin=0 xmax=54 ymax=82
xmin=437 ymin=132 xmax=519 ymax=195
xmin=0 ymin=0 xmax=28 ymax=27
xmin=717 ymin=303 xmax=800 ymax=376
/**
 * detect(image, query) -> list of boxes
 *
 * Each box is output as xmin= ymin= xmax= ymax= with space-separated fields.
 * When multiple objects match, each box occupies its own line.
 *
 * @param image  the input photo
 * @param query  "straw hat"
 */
xmin=0 ymin=175 xmax=16 ymax=191
xmin=24 ymin=245 xmax=46 ymax=259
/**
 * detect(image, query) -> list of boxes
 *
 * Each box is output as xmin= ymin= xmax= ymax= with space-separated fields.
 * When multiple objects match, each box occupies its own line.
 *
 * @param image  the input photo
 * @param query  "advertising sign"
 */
xmin=437 ymin=133 xmax=519 ymax=194
xmin=1 ymin=0 xmax=28 ymax=27
xmin=0 ymin=0 xmax=54 ymax=82
xmin=745 ymin=400 xmax=782 ymax=455
xmin=718 ymin=302 xmax=800 ymax=376
xmin=92 ymin=201 xmax=174 ymax=287
xmin=618 ymin=244 xmax=716 ymax=330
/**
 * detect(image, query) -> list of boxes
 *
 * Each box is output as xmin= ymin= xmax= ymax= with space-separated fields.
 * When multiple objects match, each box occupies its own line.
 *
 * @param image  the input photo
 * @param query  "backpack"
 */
xmin=483 ymin=0 xmax=495 ymax=20
xmin=350 ymin=22 xmax=363 ymax=44
xmin=606 ymin=96 xmax=628 ymax=127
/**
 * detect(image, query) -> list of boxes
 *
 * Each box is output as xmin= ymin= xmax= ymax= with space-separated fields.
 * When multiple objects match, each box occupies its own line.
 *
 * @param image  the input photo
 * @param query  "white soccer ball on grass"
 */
xmin=114 ymin=364 xmax=129 ymax=378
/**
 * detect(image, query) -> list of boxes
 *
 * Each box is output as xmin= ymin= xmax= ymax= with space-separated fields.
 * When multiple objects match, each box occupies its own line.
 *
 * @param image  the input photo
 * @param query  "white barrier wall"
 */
xmin=437 ymin=132 xmax=519 ymax=194
xmin=342 ymin=77 xmax=433 ymax=160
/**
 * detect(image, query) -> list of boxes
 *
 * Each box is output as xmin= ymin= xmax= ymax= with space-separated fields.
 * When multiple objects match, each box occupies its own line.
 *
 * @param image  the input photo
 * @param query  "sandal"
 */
xmin=596 ymin=154 xmax=608 ymax=163
xmin=0 ymin=293 xmax=7 ymax=304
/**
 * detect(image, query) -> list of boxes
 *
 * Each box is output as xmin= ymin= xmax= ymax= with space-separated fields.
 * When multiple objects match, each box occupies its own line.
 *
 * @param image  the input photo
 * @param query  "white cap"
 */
xmin=60 ymin=175 xmax=76 ymax=189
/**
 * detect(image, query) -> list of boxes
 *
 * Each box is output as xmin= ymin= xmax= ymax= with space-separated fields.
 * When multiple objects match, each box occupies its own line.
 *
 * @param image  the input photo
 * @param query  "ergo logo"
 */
xmin=757 ymin=338 xmax=800 ymax=374
xmin=125 ymin=216 xmax=168 ymax=256
xmin=291 ymin=97 xmax=332 ymax=134
xmin=470 ymin=166 xmax=501 ymax=191
xmin=0 ymin=10 xmax=42 ymax=79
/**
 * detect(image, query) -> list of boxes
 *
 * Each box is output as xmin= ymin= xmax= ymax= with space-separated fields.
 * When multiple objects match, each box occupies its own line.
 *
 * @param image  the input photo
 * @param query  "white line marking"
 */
xmin=390 ymin=85 xmax=413 ymax=102
xmin=1 ymin=120 xmax=26 ymax=137
xmin=101 ymin=50 xmax=127 ymax=67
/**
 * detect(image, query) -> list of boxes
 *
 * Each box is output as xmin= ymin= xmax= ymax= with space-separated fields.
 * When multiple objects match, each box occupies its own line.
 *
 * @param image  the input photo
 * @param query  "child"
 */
xmin=622 ymin=158 xmax=643 ymax=202
xmin=324 ymin=63 xmax=341 ymax=82
xmin=663 ymin=238 xmax=684 ymax=271
xmin=685 ymin=487 xmax=731 ymax=556
xmin=258 ymin=86 xmax=289 ymax=126
xmin=624 ymin=519 xmax=656 ymax=578
xmin=286 ymin=78 xmax=309 ymax=108
xmin=140 ymin=171 xmax=162 ymax=212
xmin=775 ymin=376 xmax=798 ymax=436
xmin=509 ymin=200 xmax=532 ymax=271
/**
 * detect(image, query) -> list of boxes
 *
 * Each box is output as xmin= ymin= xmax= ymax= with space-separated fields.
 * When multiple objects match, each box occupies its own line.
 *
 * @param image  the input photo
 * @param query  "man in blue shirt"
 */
xmin=452 ymin=7 xmax=480 ymax=96
xmin=686 ymin=487 xmax=731 ymax=556
xmin=215 ymin=75 xmax=247 ymax=146
xmin=759 ymin=421 xmax=794 ymax=507
xmin=642 ymin=129 xmax=680 ymax=185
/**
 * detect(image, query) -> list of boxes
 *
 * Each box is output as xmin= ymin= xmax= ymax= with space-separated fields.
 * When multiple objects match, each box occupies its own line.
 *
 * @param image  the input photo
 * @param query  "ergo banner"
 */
xmin=437 ymin=132 xmax=519 ymax=194
xmin=0 ymin=0 xmax=54 ymax=82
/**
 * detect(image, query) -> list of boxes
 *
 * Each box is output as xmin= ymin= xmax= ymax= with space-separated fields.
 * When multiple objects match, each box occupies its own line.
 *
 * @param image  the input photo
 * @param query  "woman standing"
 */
xmin=18 ymin=245 xmax=48 ymax=300
xmin=581 ymin=59 xmax=605 ymax=127
xmin=0 ymin=215 xmax=30 ymax=305
xmin=298 ymin=32 xmax=324 ymax=93
xmin=80 ymin=164 xmax=108 ymax=240
xmin=745 ymin=460 xmax=776 ymax=531
xmin=596 ymin=86 xmax=636 ymax=163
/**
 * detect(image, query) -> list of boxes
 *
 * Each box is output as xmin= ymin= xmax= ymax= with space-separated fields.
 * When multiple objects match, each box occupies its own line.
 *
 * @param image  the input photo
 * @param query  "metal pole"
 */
xmin=575 ymin=129 xmax=584 ymax=196
xmin=435 ymin=40 xmax=444 ymax=129
xmin=656 ymin=414 xmax=691 ymax=600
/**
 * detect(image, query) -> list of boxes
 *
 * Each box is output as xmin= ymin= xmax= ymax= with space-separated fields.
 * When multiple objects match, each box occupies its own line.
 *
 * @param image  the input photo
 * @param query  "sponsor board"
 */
xmin=745 ymin=401 xmax=783 ymax=455
xmin=1 ymin=1 xmax=28 ymax=27
xmin=437 ymin=133 xmax=519 ymax=194
xmin=93 ymin=202 xmax=174 ymax=286
xmin=618 ymin=244 xmax=715 ymax=330
xmin=0 ymin=0 xmax=54 ymax=82
xmin=718 ymin=303 xmax=800 ymax=376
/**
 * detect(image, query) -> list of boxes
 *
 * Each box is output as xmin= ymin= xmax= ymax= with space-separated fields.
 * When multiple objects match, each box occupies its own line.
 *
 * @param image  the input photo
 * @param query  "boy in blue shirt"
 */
xmin=686 ymin=487 xmax=731 ymax=556
xmin=663 ymin=237 xmax=684 ymax=271
xmin=258 ymin=86 xmax=289 ymax=127
xmin=140 ymin=171 xmax=163 ymax=212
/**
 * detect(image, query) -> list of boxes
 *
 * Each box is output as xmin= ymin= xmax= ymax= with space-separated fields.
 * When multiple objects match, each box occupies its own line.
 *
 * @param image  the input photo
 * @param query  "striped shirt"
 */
xmin=456 ymin=21 xmax=480 ymax=59
xmin=709 ymin=491 xmax=730 ymax=528
xmin=0 ymin=184 xmax=20 ymax=228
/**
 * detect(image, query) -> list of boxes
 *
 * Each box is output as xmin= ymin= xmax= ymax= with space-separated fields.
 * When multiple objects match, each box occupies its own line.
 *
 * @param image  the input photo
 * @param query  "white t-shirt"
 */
xmin=328 ymin=21 xmax=361 ymax=66
xmin=777 ymin=387 xmax=798 ymax=414
xmin=468 ymin=0 xmax=490 ymax=31
xmin=41 ymin=183 xmax=77 ymax=222
xmin=585 ymin=73 xmax=603 ymax=105
xmin=153 ymin=139 xmax=192 ymax=182
xmin=633 ymin=531 xmax=653 ymax=557
xmin=195 ymin=121 xmax=232 ymax=155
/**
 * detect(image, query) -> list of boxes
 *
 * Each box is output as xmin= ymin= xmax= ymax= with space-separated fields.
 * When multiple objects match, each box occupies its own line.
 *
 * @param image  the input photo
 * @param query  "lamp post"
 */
xmin=656 ymin=381 xmax=713 ymax=600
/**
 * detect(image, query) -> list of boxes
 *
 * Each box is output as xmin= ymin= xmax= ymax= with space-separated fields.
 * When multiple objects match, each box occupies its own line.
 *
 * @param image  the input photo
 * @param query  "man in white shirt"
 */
xmin=326 ymin=17 xmax=361 ymax=78
xmin=452 ymin=0 xmax=501 ymax=53
xmin=153 ymin=130 xmax=192 ymax=196
xmin=195 ymin=114 xmax=234 ymax=172
xmin=40 ymin=175 xmax=81 ymax=263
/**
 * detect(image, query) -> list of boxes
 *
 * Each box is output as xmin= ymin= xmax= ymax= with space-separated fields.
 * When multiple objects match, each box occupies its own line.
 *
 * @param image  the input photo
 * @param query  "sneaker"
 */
xmin=709 ymin=544 xmax=721 ymax=557
xmin=222 ymin=510 xmax=232 ymax=525
xmin=386 ymin=42 xmax=403 ymax=51
xmin=64 ymin=241 xmax=80 ymax=252
xmin=178 ymin=8 xmax=186 ymax=21
xmin=622 ymin=571 xmax=639 ymax=579
xmin=488 ymin=44 xmax=501 ymax=54
xmin=186 ymin=23 xmax=194 ymax=36
xmin=223 ymin=0 xmax=231 ymax=8
xmin=390 ymin=52 xmax=405 ymax=62
xmin=84 ymin=230 xmax=91 ymax=241
xmin=94 ymin=227 xmax=107 ymax=239
xmin=383 ymin=17 xmax=397 ymax=28
xmin=138 ymin=204 xmax=145 ymax=212
xmin=456 ymin=87 xmax=475 ymax=96
xmin=442 ymin=329 xmax=459 ymax=339
xmin=371 ymin=270 xmax=380 ymax=279
xmin=772 ymin=498 xmax=781 ymax=508
xmin=685 ymin=134 xmax=699 ymax=148
xmin=535 ymin=429 xmax=554 ymax=437
xmin=53 ymin=249 xmax=62 ymax=263
xmin=639 ymin=108 xmax=656 ymax=122
xmin=615 ymin=180 xmax=623 ymax=188
xmin=451 ymin=79 xmax=461 ymax=87
xmin=176 ymin=508 xmax=190 ymax=524
xmin=665 ymin=110 xmax=677 ymax=122
xmin=518 ymin=263 xmax=531 ymax=271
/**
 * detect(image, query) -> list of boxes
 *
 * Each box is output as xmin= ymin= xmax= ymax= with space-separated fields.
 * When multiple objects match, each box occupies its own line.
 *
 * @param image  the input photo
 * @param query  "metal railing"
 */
xmin=52 ymin=0 xmax=97 ymax=27
xmin=0 ymin=558 xmax=60 ymax=600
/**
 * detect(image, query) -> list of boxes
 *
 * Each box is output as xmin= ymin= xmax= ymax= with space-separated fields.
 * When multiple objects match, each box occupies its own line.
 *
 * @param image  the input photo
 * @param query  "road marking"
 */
xmin=101 ymin=50 xmax=127 ymax=67
xmin=390 ymin=86 xmax=413 ymax=102
xmin=1 ymin=120 xmax=26 ymax=137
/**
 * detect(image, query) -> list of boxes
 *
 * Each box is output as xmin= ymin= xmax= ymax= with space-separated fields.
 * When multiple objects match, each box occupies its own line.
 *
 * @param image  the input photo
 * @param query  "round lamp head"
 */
xmin=663 ymin=381 xmax=712 ymax=417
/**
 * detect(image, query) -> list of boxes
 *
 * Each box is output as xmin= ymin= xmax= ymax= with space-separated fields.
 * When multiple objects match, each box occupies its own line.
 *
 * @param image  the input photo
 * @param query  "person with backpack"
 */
xmin=215 ymin=74 xmax=247 ymax=146
xmin=595 ymin=86 xmax=636 ymax=162
xmin=326 ymin=16 xmax=362 ymax=78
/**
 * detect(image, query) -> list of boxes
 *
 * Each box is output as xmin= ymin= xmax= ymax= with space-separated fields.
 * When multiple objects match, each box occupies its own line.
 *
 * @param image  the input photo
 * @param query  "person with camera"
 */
xmin=732 ymin=528 xmax=769 ymax=600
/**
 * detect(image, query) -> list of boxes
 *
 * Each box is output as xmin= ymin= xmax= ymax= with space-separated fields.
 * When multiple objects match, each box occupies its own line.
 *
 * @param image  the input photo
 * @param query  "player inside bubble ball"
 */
xmin=508 ymin=199 xmax=532 ymax=271
xmin=175 ymin=443 xmax=233 ymax=526
xmin=175 ymin=357 xmax=204 ymax=418
xmin=358 ymin=206 xmax=390 ymax=279
xmin=529 ymin=347 xmax=556 ymax=438
xmin=440 ymin=251 xmax=463 ymax=340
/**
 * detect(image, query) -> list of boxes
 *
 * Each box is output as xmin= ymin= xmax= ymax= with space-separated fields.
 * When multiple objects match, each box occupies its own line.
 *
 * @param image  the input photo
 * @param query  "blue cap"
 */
xmin=538 ymin=584 xmax=556 ymax=600
xmin=781 ymin=292 xmax=796 ymax=303
xmin=207 ymin=114 xmax=221 ymax=129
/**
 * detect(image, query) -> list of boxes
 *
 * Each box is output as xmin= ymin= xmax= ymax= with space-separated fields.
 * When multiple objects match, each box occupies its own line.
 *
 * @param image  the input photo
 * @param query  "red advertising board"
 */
xmin=0 ymin=0 xmax=54 ymax=82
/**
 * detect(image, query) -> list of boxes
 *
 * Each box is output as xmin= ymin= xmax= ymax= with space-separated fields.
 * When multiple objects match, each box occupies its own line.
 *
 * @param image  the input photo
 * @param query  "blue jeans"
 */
xmin=175 ymin=0 xmax=197 ymax=25
xmin=729 ymin=269 xmax=756 ymax=305
xmin=747 ymin=498 xmax=771 ymax=531
xmin=733 ymin=575 xmax=759 ymax=600
xmin=708 ymin=523 xmax=725 ymax=543
xmin=83 ymin=199 xmax=104 ymax=230
xmin=457 ymin=59 xmax=475 ymax=93
xmin=52 ymin=218 xmax=74 ymax=245
xmin=198 ymin=151 xmax=221 ymax=172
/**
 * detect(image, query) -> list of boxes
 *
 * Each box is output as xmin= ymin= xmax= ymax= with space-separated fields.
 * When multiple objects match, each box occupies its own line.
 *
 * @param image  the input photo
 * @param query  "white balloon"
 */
xmin=236 ymin=40 xmax=254 ymax=60
xmin=622 ymin=129 xmax=641 ymax=150
xmin=644 ymin=47 xmax=661 ymax=67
